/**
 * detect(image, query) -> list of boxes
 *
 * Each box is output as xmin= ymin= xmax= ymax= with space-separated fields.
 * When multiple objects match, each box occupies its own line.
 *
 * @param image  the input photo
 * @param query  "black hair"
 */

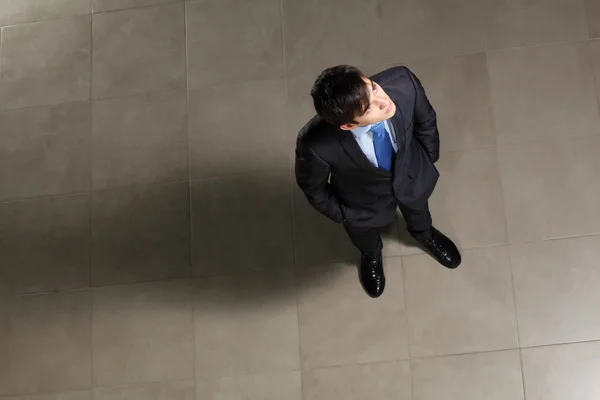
xmin=310 ymin=65 xmax=370 ymax=126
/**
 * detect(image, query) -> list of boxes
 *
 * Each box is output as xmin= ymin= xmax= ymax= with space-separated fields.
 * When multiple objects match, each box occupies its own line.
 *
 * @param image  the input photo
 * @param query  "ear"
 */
xmin=340 ymin=123 xmax=357 ymax=131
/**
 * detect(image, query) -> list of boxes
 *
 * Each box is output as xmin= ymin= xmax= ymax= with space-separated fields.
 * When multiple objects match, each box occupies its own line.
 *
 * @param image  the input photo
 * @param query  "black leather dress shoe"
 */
xmin=359 ymin=255 xmax=385 ymax=298
xmin=420 ymin=227 xmax=462 ymax=269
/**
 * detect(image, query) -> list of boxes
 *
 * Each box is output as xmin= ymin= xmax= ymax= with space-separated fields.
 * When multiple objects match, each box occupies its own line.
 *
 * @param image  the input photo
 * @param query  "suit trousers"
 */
xmin=344 ymin=201 xmax=433 ymax=259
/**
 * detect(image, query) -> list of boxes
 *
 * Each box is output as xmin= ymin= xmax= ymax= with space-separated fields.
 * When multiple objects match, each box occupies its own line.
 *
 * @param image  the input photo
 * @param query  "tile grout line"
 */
xmin=88 ymin=8 xmax=95 ymax=395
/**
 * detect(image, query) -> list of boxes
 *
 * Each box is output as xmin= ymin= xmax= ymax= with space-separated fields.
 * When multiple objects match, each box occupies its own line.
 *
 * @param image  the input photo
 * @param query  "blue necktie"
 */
xmin=371 ymin=122 xmax=393 ymax=171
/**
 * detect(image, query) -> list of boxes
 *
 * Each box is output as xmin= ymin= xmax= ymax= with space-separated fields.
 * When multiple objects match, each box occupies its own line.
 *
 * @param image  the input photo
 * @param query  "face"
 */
xmin=340 ymin=77 xmax=396 ymax=130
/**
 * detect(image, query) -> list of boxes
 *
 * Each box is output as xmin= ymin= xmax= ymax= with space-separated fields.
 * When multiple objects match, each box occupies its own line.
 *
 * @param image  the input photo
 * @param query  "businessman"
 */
xmin=295 ymin=65 xmax=461 ymax=298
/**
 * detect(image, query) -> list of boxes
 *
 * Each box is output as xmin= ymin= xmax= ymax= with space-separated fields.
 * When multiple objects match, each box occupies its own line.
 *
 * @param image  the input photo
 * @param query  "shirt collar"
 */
xmin=350 ymin=123 xmax=373 ymax=139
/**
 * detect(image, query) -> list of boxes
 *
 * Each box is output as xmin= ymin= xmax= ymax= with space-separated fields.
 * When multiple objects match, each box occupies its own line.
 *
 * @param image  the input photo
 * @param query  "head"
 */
xmin=310 ymin=65 xmax=396 ymax=130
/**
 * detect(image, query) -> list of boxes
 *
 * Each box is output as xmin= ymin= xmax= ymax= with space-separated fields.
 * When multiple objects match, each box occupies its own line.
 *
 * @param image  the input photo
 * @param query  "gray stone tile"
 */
xmin=283 ymin=0 xmax=384 ymax=78
xmin=0 ymin=194 xmax=90 ymax=296
xmin=522 ymin=342 xmax=600 ymax=400
xmin=592 ymin=40 xmax=600 ymax=104
xmin=93 ymin=0 xmax=182 ymax=13
xmin=191 ymin=171 xmax=294 ymax=276
xmin=188 ymin=80 xmax=288 ymax=179
xmin=0 ymin=0 xmax=90 ymax=26
xmin=91 ymin=182 xmax=191 ymax=286
xmin=382 ymin=0 xmax=486 ymax=63
xmin=197 ymin=372 xmax=302 ymax=400
xmin=92 ymin=280 xmax=194 ymax=386
xmin=0 ymin=291 xmax=92 ymax=396
xmin=499 ymin=135 xmax=600 ymax=243
xmin=488 ymin=42 xmax=599 ymax=144
xmin=0 ymin=16 xmax=91 ymax=111
xmin=403 ymin=247 xmax=518 ymax=357
xmin=0 ymin=102 xmax=91 ymax=201
xmin=411 ymin=351 xmax=524 ymax=400
xmin=0 ymin=391 xmax=91 ymax=400
xmin=91 ymin=4 xmax=186 ymax=99
xmin=587 ymin=0 xmax=600 ymax=38
xmin=485 ymin=0 xmax=588 ymax=50
xmin=94 ymin=381 xmax=194 ymax=400
xmin=186 ymin=0 xmax=283 ymax=88
xmin=91 ymin=90 xmax=188 ymax=190
xmin=194 ymin=269 xmax=300 ymax=378
xmin=302 ymin=362 xmax=411 ymax=400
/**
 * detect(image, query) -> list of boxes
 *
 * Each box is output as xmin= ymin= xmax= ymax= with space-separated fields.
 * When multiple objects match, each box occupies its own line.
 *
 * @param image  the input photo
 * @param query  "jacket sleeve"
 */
xmin=295 ymin=135 xmax=344 ymax=223
xmin=406 ymin=67 xmax=440 ymax=163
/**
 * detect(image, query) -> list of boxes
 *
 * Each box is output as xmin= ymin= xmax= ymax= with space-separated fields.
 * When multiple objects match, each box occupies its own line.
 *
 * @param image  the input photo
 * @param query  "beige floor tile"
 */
xmin=91 ymin=4 xmax=186 ymax=99
xmin=302 ymin=362 xmax=411 ymax=400
xmin=188 ymin=80 xmax=288 ymax=179
xmin=411 ymin=350 xmax=524 ymax=400
xmin=587 ymin=0 xmax=600 ymax=38
xmin=197 ymin=372 xmax=302 ymax=400
xmin=381 ymin=0 xmax=486 ymax=63
xmin=0 ymin=194 xmax=90 ymax=296
xmin=499 ymin=135 xmax=600 ymax=243
xmin=404 ymin=246 xmax=518 ymax=357
xmin=283 ymin=0 xmax=384 ymax=78
xmin=522 ymin=341 xmax=600 ymax=400
xmin=93 ymin=0 xmax=182 ymax=13
xmin=91 ymin=90 xmax=188 ymax=190
xmin=485 ymin=0 xmax=588 ymax=50
xmin=406 ymin=53 xmax=496 ymax=151
xmin=194 ymin=269 xmax=300 ymax=378
xmin=0 ymin=391 xmax=91 ymax=400
xmin=92 ymin=280 xmax=194 ymax=386
xmin=191 ymin=171 xmax=294 ymax=276
xmin=488 ymin=42 xmax=599 ymax=144
xmin=0 ymin=291 xmax=92 ymax=396
xmin=592 ymin=40 xmax=600 ymax=104
xmin=511 ymin=237 xmax=600 ymax=346
xmin=0 ymin=0 xmax=90 ymax=26
xmin=0 ymin=102 xmax=91 ymax=201
xmin=94 ymin=381 xmax=194 ymax=400
xmin=0 ymin=16 xmax=91 ymax=111
xmin=297 ymin=259 xmax=408 ymax=369
xmin=186 ymin=0 xmax=283 ymax=88
xmin=429 ymin=147 xmax=508 ymax=249
xmin=91 ymin=182 xmax=191 ymax=286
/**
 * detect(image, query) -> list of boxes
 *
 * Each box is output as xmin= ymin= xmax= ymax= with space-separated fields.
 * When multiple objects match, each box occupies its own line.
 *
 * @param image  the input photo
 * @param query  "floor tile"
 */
xmin=91 ymin=90 xmax=188 ymax=190
xmin=297 ymin=259 xmax=408 ymax=369
xmin=186 ymin=0 xmax=283 ymax=88
xmin=429 ymin=147 xmax=508 ymax=249
xmin=91 ymin=4 xmax=185 ymax=99
xmin=0 ymin=194 xmax=90 ymax=296
xmin=283 ymin=0 xmax=384 ymax=78
xmin=0 ymin=0 xmax=90 ymax=26
xmin=191 ymin=171 xmax=294 ymax=276
xmin=302 ymin=362 xmax=411 ymax=400
xmin=411 ymin=350 xmax=523 ymax=400
xmin=194 ymin=269 xmax=300 ymax=378
xmin=94 ymin=382 xmax=193 ymax=400
xmin=485 ymin=0 xmax=588 ymax=50
xmin=403 ymin=246 xmax=518 ymax=357
xmin=0 ymin=102 xmax=91 ymax=201
xmin=592 ymin=40 xmax=600 ymax=103
xmin=0 ymin=291 xmax=92 ymax=396
xmin=91 ymin=182 xmax=191 ymax=286
xmin=92 ymin=280 xmax=193 ymax=386
xmin=587 ymin=0 xmax=600 ymax=38
xmin=0 ymin=391 xmax=91 ymax=400
xmin=0 ymin=16 xmax=91 ymax=111
xmin=488 ymin=42 xmax=599 ymax=144
xmin=93 ymin=0 xmax=182 ymax=13
xmin=499 ymin=135 xmax=600 ymax=243
xmin=197 ymin=372 xmax=302 ymax=400
xmin=381 ymin=0 xmax=486 ymax=63
xmin=510 ymin=236 xmax=600 ymax=346
xmin=405 ymin=53 xmax=496 ymax=151
xmin=188 ymin=80 xmax=287 ymax=179
xmin=522 ymin=341 xmax=600 ymax=400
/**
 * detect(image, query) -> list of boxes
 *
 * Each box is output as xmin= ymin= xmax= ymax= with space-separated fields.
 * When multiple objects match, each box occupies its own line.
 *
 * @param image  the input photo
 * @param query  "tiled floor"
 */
xmin=1 ymin=0 xmax=600 ymax=399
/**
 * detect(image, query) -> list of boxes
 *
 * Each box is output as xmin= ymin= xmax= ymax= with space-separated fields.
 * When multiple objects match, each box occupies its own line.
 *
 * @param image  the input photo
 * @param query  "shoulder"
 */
xmin=370 ymin=66 xmax=412 ymax=86
xmin=297 ymin=115 xmax=340 ymax=151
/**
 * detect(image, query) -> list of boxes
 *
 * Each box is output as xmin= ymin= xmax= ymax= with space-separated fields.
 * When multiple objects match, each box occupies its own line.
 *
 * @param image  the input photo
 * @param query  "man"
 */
xmin=295 ymin=65 xmax=461 ymax=298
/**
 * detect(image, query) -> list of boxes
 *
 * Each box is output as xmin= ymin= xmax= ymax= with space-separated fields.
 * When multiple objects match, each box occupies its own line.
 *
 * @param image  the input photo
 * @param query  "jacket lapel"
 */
xmin=339 ymin=130 xmax=390 ymax=176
